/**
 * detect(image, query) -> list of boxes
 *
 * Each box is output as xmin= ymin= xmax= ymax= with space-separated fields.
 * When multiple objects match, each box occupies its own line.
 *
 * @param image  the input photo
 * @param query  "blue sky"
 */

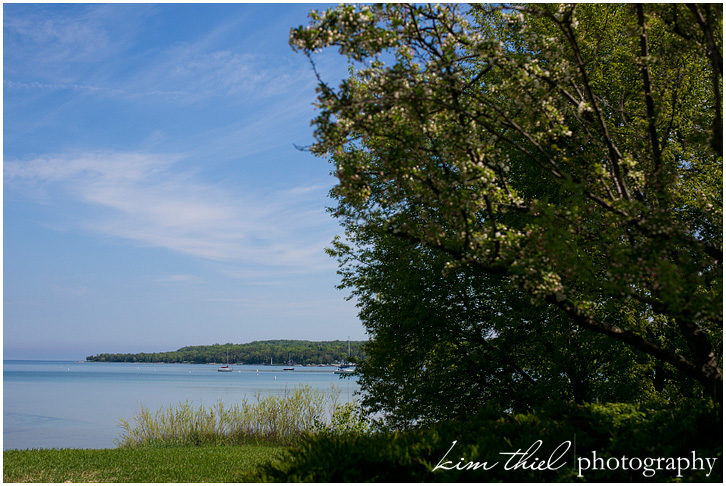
xmin=3 ymin=3 xmax=365 ymax=360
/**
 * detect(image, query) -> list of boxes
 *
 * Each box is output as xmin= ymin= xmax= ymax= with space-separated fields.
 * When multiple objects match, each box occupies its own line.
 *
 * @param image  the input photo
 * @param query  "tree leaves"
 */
xmin=292 ymin=3 xmax=722 ymax=404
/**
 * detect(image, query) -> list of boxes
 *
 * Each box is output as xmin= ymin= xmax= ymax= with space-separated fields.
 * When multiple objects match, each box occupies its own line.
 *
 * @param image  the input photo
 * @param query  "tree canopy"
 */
xmin=86 ymin=340 xmax=364 ymax=366
xmin=291 ymin=3 xmax=722 ymax=422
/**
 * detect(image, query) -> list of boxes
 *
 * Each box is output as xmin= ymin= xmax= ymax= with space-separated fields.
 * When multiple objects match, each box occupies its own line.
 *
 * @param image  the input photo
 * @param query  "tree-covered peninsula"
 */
xmin=86 ymin=340 xmax=364 ymax=365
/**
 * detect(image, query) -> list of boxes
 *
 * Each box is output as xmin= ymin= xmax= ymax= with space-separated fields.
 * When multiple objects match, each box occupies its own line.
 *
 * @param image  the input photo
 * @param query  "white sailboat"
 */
xmin=283 ymin=351 xmax=294 ymax=371
xmin=218 ymin=350 xmax=233 ymax=372
xmin=334 ymin=338 xmax=355 ymax=374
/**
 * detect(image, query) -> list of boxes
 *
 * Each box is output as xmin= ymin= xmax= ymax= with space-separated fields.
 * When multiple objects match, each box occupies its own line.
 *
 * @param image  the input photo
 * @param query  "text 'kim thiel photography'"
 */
xmin=433 ymin=440 xmax=719 ymax=479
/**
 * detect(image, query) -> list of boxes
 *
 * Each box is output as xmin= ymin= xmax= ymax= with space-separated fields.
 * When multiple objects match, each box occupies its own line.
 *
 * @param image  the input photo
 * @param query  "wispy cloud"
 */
xmin=3 ymin=4 xmax=156 ymax=83
xmin=154 ymin=274 xmax=201 ymax=283
xmin=5 ymin=151 xmax=336 ymax=269
xmin=52 ymin=284 xmax=93 ymax=297
xmin=3 ymin=4 xmax=316 ymax=106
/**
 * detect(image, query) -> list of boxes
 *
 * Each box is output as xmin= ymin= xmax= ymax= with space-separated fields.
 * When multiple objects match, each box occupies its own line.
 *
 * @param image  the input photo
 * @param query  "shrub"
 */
xmin=323 ymin=401 xmax=372 ymax=436
xmin=242 ymin=400 xmax=722 ymax=482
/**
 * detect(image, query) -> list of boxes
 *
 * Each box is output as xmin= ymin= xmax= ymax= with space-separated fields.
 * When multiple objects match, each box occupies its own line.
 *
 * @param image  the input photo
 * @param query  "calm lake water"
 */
xmin=3 ymin=360 xmax=359 ymax=450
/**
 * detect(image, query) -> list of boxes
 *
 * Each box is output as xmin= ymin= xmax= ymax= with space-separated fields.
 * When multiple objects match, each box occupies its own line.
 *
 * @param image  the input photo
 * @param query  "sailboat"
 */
xmin=334 ymin=338 xmax=355 ymax=375
xmin=218 ymin=350 xmax=233 ymax=372
xmin=283 ymin=352 xmax=294 ymax=371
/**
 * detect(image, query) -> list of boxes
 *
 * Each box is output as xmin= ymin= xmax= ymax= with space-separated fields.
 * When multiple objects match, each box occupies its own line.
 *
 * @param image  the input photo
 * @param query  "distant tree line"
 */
xmin=86 ymin=340 xmax=364 ymax=365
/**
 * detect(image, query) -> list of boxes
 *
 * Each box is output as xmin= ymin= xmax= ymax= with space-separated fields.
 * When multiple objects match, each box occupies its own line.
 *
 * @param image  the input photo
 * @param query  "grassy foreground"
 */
xmin=3 ymin=444 xmax=283 ymax=483
xmin=4 ymin=384 xmax=362 ymax=483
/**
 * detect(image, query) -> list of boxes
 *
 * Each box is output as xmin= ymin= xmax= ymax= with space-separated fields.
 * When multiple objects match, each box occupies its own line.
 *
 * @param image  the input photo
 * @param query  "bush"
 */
xmin=242 ymin=400 xmax=722 ymax=482
xmin=323 ymin=401 xmax=372 ymax=436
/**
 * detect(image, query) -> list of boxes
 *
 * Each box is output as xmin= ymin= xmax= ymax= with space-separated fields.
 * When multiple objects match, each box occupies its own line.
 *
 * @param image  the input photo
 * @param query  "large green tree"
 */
xmin=329 ymin=227 xmax=670 ymax=428
xmin=291 ymin=3 xmax=722 ymax=406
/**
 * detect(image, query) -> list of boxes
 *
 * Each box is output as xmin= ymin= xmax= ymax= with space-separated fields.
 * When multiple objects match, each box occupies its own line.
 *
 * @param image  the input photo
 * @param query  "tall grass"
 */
xmin=115 ymin=384 xmax=352 ymax=447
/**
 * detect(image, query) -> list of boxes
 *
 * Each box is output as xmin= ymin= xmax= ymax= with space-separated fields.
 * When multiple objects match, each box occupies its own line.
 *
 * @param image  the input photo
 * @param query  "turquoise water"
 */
xmin=3 ymin=360 xmax=359 ymax=450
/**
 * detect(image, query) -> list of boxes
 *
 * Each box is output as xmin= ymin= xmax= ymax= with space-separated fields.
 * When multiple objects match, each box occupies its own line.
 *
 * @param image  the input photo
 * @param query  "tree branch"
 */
xmin=555 ymin=7 xmax=632 ymax=201
xmin=546 ymin=294 xmax=722 ymax=401
xmin=636 ymin=5 xmax=665 ymax=194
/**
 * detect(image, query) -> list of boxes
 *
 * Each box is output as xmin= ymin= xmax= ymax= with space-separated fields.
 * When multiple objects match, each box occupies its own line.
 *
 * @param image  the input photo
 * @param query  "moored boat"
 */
xmin=218 ymin=351 xmax=233 ymax=372
xmin=334 ymin=338 xmax=355 ymax=374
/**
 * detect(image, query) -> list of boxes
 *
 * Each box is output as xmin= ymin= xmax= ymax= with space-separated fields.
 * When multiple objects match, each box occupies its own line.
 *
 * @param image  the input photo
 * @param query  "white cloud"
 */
xmin=4 ymin=151 xmax=178 ymax=182
xmin=3 ymin=4 xmax=314 ymax=106
xmin=52 ymin=284 xmax=93 ymax=297
xmin=5 ymin=151 xmax=337 ymax=269
xmin=154 ymin=274 xmax=201 ymax=283
xmin=121 ymin=37 xmax=313 ymax=105
xmin=3 ymin=4 xmax=156 ymax=83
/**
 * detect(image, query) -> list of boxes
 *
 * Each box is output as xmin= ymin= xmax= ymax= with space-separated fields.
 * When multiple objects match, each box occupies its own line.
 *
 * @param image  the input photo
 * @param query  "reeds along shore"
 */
xmin=115 ymin=384 xmax=360 ymax=447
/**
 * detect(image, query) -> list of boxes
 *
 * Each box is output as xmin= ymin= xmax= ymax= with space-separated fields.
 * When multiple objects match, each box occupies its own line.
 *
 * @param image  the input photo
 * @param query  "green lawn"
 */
xmin=3 ymin=444 xmax=284 ymax=483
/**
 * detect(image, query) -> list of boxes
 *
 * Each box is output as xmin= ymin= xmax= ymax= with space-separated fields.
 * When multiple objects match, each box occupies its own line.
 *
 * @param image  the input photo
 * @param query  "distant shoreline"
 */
xmin=85 ymin=339 xmax=365 ymax=366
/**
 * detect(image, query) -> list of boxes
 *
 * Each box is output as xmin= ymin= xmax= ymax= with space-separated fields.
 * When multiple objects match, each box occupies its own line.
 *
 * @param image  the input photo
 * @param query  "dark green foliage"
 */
xmin=334 ymin=230 xmax=673 ymax=429
xmin=243 ymin=401 xmax=721 ymax=482
xmin=293 ymin=2 xmax=723 ymax=403
xmin=86 ymin=339 xmax=364 ymax=365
